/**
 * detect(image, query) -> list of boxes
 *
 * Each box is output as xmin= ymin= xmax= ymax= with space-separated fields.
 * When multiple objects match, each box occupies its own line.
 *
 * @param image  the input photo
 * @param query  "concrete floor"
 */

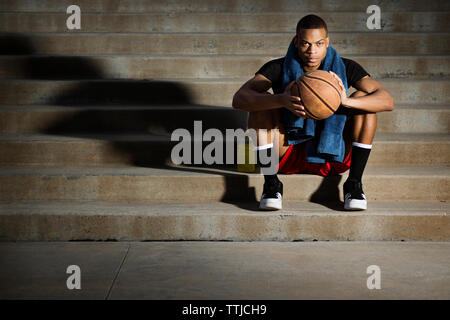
xmin=0 ymin=241 xmax=449 ymax=300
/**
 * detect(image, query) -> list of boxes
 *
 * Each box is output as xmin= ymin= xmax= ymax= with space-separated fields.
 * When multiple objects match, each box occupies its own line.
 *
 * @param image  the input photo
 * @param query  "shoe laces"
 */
xmin=344 ymin=180 xmax=365 ymax=200
xmin=263 ymin=180 xmax=282 ymax=198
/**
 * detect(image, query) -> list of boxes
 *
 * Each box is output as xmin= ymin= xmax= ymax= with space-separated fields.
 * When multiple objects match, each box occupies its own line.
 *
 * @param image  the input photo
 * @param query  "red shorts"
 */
xmin=278 ymin=142 xmax=352 ymax=177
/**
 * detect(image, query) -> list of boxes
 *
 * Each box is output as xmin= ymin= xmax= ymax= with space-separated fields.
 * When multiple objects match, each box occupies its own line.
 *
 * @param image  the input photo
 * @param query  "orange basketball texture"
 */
xmin=290 ymin=70 xmax=342 ymax=120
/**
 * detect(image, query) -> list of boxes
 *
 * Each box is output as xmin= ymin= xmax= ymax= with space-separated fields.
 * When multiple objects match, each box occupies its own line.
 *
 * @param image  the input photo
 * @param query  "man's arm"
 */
xmin=232 ymin=74 xmax=306 ymax=118
xmin=330 ymin=73 xmax=395 ymax=113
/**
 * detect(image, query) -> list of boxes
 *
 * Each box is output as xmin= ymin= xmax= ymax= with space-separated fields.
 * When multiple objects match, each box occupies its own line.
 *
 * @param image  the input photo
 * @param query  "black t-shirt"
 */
xmin=255 ymin=57 xmax=370 ymax=94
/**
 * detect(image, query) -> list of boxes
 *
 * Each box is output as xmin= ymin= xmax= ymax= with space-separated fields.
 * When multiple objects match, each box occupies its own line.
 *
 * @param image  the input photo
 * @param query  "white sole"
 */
xmin=259 ymin=198 xmax=282 ymax=211
xmin=344 ymin=199 xmax=367 ymax=211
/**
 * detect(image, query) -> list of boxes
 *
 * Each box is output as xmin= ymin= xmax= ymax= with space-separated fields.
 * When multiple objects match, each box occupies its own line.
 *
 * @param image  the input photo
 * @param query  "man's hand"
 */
xmin=280 ymin=80 xmax=308 ymax=118
xmin=328 ymin=71 xmax=349 ymax=107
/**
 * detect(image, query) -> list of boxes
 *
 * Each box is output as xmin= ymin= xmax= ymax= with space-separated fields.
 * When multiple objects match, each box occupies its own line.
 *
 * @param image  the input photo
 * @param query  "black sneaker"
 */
xmin=343 ymin=179 xmax=367 ymax=210
xmin=259 ymin=179 xmax=283 ymax=210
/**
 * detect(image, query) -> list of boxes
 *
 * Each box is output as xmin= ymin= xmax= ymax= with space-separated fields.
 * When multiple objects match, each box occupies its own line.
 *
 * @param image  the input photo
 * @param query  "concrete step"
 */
xmin=0 ymin=104 xmax=447 ymax=134
xmin=0 ymin=79 xmax=448 ymax=106
xmin=0 ymin=200 xmax=448 ymax=241
xmin=0 ymin=132 xmax=448 ymax=166
xmin=1 ymin=12 xmax=449 ymax=33
xmin=0 ymin=55 xmax=448 ymax=80
xmin=0 ymin=164 xmax=448 ymax=201
xmin=1 ymin=0 xmax=448 ymax=13
xmin=376 ymin=105 xmax=449 ymax=133
xmin=2 ymin=33 xmax=449 ymax=55
xmin=1 ymin=241 xmax=449 ymax=300
xmin=0 ymin=105 xmax=249 ymax=134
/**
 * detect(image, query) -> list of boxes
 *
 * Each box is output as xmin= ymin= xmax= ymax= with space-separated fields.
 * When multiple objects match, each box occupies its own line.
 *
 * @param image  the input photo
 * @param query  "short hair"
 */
xmin=296 ymin=14 xmax=328 ymax=35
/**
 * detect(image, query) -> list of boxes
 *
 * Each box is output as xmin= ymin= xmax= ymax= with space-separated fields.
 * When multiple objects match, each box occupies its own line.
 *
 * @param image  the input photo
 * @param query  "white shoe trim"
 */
xmin=344 ymin=193 xmax=367 ymax=210
xmin=259 ymin=192 xmax=282 ymax=210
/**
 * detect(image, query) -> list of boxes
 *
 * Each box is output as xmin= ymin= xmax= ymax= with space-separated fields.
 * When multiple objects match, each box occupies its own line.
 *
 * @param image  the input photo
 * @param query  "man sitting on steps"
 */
xmin=232 ymin=14 xmax=394 ymax=211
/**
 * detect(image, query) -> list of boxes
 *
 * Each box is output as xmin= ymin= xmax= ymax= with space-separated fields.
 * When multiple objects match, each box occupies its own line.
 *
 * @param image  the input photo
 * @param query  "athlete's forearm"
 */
xmin=342 ymin=89 xmax=394 ymax=112
xmin=232 ymin=90 xmax=285 ymax=112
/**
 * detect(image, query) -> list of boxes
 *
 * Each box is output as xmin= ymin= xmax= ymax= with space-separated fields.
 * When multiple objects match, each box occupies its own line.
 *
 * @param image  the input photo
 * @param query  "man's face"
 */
xmin=294 ymin=28 xmax=329 ymax=71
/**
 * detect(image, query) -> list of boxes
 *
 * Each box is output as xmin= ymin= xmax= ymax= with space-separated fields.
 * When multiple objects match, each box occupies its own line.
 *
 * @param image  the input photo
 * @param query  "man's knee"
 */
xmin=248 ymin=109 xmax=280 ymax=129
xmin=348 ymin=90 xmax=377 ymax=119
xmin=349 ymin=90 xmax=367 ymax=98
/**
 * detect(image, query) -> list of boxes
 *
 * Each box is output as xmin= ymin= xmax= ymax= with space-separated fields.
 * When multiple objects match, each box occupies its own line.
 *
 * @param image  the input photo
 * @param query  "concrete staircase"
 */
xmin=0 ymin=0 xmax=448 ymax=241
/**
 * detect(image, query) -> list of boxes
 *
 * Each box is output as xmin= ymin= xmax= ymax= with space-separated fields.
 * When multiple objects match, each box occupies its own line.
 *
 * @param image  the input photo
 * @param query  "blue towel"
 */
xmin=281 ymin=38 xmax=348 ymax=163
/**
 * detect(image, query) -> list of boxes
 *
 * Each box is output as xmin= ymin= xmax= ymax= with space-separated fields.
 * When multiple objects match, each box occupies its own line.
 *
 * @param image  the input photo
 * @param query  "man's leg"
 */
xmin=248 ymin=109 xmax=290 ymax=159
xmin=248 ymin=109 xmax=289 ymax=210
xmin=344 ymin=90 xmax=377 ymax=210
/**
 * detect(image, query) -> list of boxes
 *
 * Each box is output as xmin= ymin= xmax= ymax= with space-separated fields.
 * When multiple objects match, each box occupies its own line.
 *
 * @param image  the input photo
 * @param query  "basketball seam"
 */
xmin=299 ymin=78 xmax=336 ymax=114
xmin=303 ymin=74 xmax=342 ymax=107
xmin=304 ymin=108 xmax=320 ymax=120
xmin=304 ymin=74 xmax=342 ymax=97
xmin=295 ymin=80 xmax=321 ymax=120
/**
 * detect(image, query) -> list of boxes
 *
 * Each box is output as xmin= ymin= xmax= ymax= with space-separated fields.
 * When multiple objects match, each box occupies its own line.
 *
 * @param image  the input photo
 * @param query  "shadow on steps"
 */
xmin=0 ymin=32 xmax=345 ymax=210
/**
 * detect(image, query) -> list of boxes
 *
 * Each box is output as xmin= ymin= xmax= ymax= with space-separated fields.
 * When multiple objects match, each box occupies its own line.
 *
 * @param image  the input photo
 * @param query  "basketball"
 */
xmin=290 ymin=70 xmax=342 ymax=120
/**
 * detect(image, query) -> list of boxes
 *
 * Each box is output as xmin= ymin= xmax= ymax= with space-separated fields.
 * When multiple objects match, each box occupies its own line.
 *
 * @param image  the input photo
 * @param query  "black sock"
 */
xmin=264 ymin=174 xmax=280 ymax=185
xmin=256 ymin=144 xmax=279 ymax=185
xmin=348 ymin=143 xmax=372 ymax=182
